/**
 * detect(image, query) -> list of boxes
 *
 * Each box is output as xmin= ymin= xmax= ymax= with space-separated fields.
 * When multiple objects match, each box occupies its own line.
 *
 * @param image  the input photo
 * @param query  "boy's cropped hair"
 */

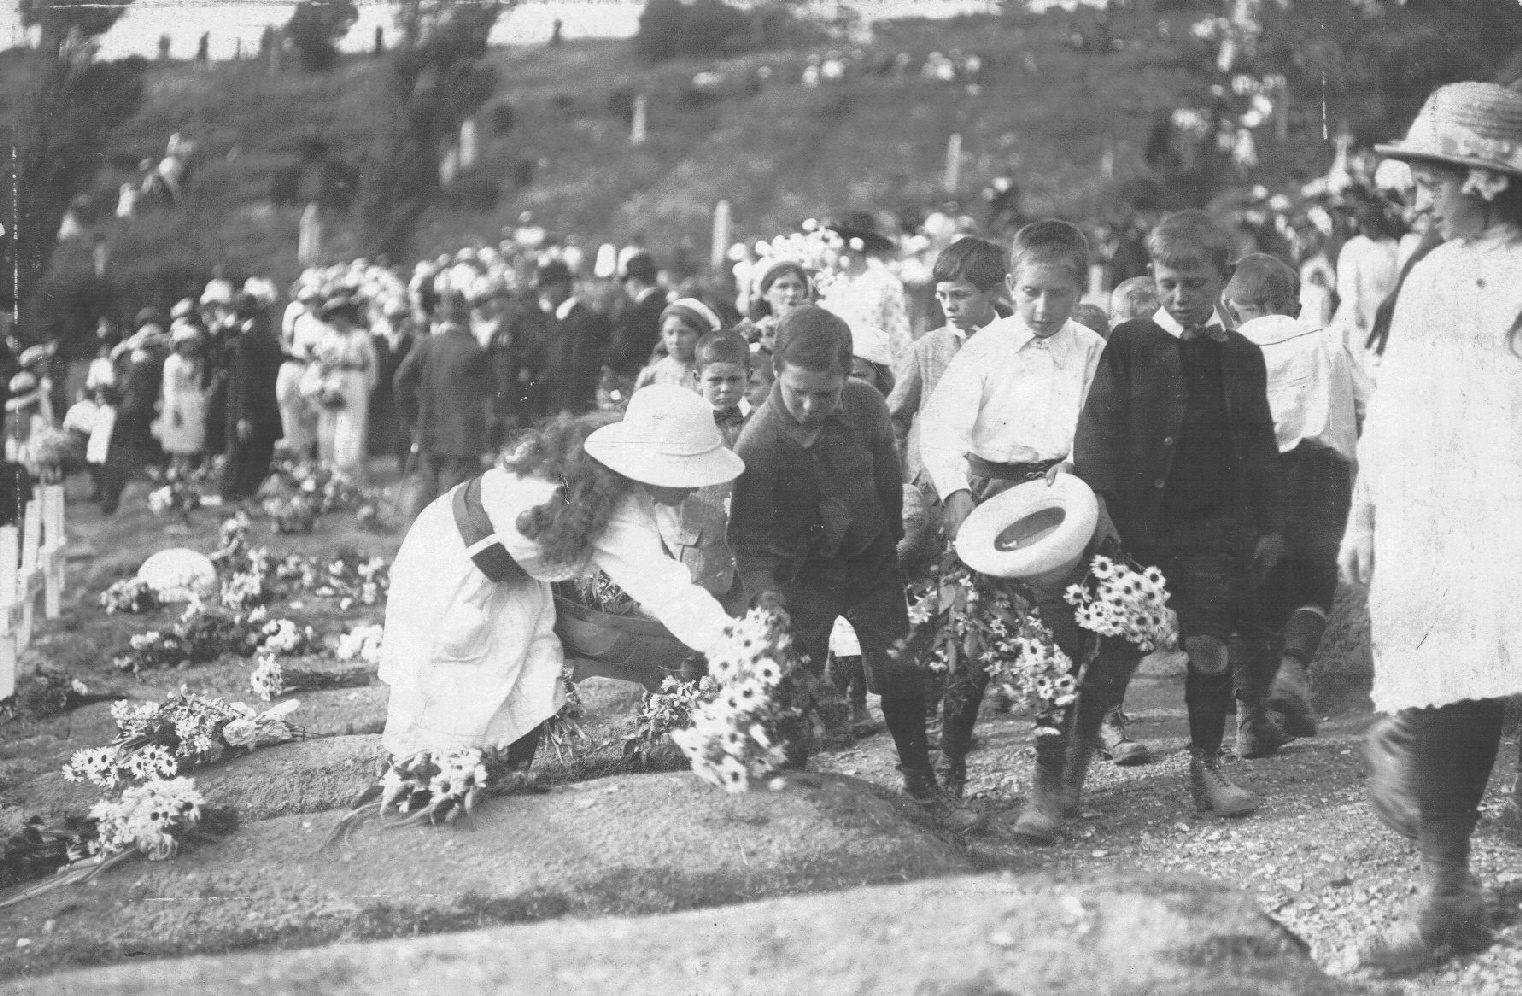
xmin=772 ymin=305 xmax=853 ymax=375
xmin=1146 ymin=209 xmax=1234 ymax=274
xmin=696 ymin=329 xmax=751 ymax=370
xmin=1010 ymin=219 xmax=1090 ymax=285
xmin=1224 ymin=253 xmax=1299 ymax=309
xmin=932 ymin=236 xmax=1008 ymax=292
xmin=1109 ymin=276 xmax=1159 ymax=323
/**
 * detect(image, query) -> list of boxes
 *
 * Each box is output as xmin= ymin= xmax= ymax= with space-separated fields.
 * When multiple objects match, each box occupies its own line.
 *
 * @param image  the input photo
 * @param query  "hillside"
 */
xmin=36 ymin=7 xmax=1326 ymax=322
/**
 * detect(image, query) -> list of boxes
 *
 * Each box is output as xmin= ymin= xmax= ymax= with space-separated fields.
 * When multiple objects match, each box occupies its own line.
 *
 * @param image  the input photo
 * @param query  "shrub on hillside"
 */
xmin=285 ymin=0 xmax=359 ymax=73
xmin=634 ymin=0 xmax=751 ymax=62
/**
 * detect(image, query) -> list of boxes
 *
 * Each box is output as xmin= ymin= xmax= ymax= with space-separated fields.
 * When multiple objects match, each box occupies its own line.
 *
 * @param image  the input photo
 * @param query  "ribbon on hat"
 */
xmin=1461 ymin=167 xmax=1511 ymax=202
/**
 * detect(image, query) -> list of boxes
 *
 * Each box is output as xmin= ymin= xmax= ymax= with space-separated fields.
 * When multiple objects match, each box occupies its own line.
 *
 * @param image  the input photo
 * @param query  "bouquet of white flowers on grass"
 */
xmin=335 ymin=624 xmax=384 ymax=666
xmin=671 ymin=608 xmax=804 ymax=793
xmin=1064 ymin=554 xmax=1179 ymax=652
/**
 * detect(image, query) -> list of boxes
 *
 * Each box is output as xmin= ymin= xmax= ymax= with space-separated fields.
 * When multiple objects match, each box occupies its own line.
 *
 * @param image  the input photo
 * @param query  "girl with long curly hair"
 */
xmin=378 ymin=384 xmax=744 ymax=769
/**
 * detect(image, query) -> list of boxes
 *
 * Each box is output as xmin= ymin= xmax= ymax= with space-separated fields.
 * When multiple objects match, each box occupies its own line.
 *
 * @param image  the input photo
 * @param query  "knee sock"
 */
xmin=1282 ymin=607 xmax=1328 ymax=666
xmin=940 ymin=672 xmax=988 ymax=760
xmin=505 ymin=723 xmax=542 ymax=769
xmin=1185 ymin=671 xmax=1233 ymax=755
xmin=880 ymin=693 xmax=930 ymax=773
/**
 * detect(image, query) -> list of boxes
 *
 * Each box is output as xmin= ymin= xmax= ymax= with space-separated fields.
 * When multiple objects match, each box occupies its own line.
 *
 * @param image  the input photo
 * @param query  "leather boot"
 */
xmin=1366 ymin=713 xmax=1420 ymax=840
xmin=1012 ymin=733 xmax=1068 ymax=844
xmin=936 ymin=753 xmax=968 ymax=800
xmin=1355 ymin=817 xmax=1492 ymax=977
xmin=1268 ymin=654 xmax=1318 ymax=738
xmin=899 ymin=764 xmax=988 ymax=835
xmin=1235 ymin=698 xmax=1290 ymax=759
xmin=1189 ymin=748 xmax=1259 ymax=817
xmin=1098 ymin=707 xmax=1150 ymax=765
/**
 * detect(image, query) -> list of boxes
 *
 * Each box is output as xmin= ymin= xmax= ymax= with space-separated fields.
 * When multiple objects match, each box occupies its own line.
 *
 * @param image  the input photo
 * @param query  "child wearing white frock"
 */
xmin=379 ymin=384 xmax=744 ymax=766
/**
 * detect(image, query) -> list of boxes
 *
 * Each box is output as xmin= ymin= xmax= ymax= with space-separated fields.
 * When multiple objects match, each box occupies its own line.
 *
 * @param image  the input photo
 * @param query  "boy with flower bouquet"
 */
xmin=918 ymin=220 xmax=1137 ymax=843
xmin=730 ymin=306 xmax=982 ymax=832
xmin=1072 ymin=210 xmax=1285 ymax=818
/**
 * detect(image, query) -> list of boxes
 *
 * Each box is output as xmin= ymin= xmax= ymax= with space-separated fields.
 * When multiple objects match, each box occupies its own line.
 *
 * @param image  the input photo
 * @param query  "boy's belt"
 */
xmin=451 ymin=475 xmax=529 ymax=584
xmin=966 ymin=453 xmax=1061 ymax=484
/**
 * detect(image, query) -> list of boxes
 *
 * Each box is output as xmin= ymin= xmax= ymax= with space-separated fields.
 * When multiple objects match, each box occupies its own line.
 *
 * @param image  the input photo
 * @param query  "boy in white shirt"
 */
xmin=1226 ymin=253 xmax=1369 ymax=739
xmin=917 ymin=220 xmax=1121 ymax=843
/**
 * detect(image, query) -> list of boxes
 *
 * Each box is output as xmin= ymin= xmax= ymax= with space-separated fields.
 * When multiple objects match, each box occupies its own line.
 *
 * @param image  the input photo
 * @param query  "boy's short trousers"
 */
xmin=1134 ymin=509 xmax=1258 ymax=642
xmin=783 ymin=537 xmax=920 ymax=698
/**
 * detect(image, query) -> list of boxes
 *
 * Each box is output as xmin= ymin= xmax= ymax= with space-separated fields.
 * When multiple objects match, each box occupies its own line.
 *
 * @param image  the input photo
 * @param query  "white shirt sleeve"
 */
xmin=918 ymin=347 xmax=985 ymax=500
xmin=590 ymin=496 xmax=732 ymax=658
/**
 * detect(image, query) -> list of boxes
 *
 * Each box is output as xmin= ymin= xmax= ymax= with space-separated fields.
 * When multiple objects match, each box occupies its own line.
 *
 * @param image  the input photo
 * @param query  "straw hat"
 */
xmin=955 ymin=475 xmax=1099 ymax=582
xmin=1375 ymin=82 xmax=1522 ymax=176
xmin=825 ymin=210 xmax=896 ymax=255
xmin=659 ymin=298 xmax=722 ymax=336
xmin=585 ymin=384 xmax=744 ymax=488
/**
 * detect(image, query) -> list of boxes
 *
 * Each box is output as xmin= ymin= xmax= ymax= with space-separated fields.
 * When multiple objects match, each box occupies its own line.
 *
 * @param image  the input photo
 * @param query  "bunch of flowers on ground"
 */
xmin=272 ymin=550 xmax=390 ymax=607
xmin=258 ymin=458 xmax=368 ymax=533
xmin=248 ymin=651 xmax=375 ymax=702
xmin=63 ymin=692 xmax=301 ymax=783
xmin=335 ymin=624 xmax=384 ymax=665
xmin=622 ymin=674 xmax=716 ymax=768
xmin=671 ymin=609 xmax=803 ymax=792
xmin=111 ymin=601 xmax=264 ymax=672
xmin=147 ymin=472 xmax=203 ymax=517
xmin=1065 ymin=554 xmax=1179 ymax=652
xmin=0 ymin=671 xmax=107 ymax=721
xmin=100 ymin=578 xmax=161 ymax=615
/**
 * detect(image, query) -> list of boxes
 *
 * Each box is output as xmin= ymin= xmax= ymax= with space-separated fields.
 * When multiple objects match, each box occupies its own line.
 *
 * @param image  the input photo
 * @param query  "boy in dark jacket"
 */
xmin=729 ymin=306 xmax=979 ymax=831
xmin=1073 ymin=209 xmax=1284 ymax=818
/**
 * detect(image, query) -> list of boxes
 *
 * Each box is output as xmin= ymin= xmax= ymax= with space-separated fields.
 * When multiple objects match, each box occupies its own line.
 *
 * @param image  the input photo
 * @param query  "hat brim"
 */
xmin=1374 ymin=141 xmax=1522 ymax=177
xmin=828 ymin=227 xmax=895 ymax=255
xmin=584 ymin=433 xmax=744 ymax=489
xmin=955 ymin=476 xmax=1099 ymax=579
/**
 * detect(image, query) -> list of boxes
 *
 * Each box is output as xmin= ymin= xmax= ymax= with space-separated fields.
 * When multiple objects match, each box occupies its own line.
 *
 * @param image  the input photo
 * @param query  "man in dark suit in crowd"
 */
xmin=531 ymin=260 xmax=609 ymax=417
xmin=606 ymin=252 xmax=666 ymax=382
xmin=393 ymin=291 xmax=494 ymax=508
xmin=221 ymin=294 xmax=285 ymax=502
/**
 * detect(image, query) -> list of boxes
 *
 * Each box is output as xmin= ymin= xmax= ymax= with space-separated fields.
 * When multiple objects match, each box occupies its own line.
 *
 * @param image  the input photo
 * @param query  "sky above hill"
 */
xmin=2 ymin=1 xmax=1004 ymax=62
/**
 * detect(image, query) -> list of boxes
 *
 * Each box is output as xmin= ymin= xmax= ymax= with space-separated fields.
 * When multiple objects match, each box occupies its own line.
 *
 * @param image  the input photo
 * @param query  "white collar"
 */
xmin=555 ymin=297 xmax=578 ymax=321
xmin=993 ymin=315 xmax=1080 ymax=368
xmin=1153 ymin=306 xmax=1229 ymax=339
xmin=1236 ymin=313 xmax=1319 ymax=347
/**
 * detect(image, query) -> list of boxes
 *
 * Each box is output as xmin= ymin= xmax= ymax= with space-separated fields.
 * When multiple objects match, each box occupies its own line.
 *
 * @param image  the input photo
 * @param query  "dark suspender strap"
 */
xmin=451 ymin=475 xmax=529 ymax=584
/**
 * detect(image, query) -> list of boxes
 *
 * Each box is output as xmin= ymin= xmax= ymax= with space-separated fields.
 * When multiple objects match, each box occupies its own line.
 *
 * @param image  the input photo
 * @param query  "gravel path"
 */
xmin=814 ymin=668 xmax=1522 ymax=995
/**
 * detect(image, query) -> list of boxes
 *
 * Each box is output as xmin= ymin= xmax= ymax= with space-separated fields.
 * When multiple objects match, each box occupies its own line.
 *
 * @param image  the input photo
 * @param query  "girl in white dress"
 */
xmin=310 ymin=298 xmax=378 ymax=480
xmin=1342 ymin=81 xmax=1522 ymax=977
xmin=379 ymin=384 xmax=744 ymax=772
xmin=157 ymin=324 xmax=212 ymax=476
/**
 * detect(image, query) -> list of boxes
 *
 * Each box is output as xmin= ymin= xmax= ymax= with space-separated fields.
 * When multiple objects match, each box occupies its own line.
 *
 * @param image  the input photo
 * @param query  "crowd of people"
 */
xmin=4 ymin=71 xmax=1518 ymax=982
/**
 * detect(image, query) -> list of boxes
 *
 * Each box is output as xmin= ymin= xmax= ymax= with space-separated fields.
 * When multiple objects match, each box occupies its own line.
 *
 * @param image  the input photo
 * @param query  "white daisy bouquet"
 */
xmin=89 ymin=777 xmax=208 ymax=861
xmin=256 ymin=618 xmax=317 ymax=655
xmin=248 ymin=652 xmax=373 ymax=702
xmin=621 ymin=674 xmax=716 ymax=769
xmin=63 ymin=691 xmax=301 ymax=777
xmin=100 ymin=577 xmax=161 ymax=615
xmin=898 ymin=557 xmax=1082 ymax=733
xmin=1064 ymin=554 xmax=1179 ymax=652
xmin=670 ymin=608 xmax=803 ymax=793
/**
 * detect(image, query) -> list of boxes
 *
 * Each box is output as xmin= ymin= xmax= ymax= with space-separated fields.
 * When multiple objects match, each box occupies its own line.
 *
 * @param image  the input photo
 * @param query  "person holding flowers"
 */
xmin=728 ymin=306 xmax=980 ymax=832
xmin=378 ymin=383 xmax=744 ymax=777
xmin=917 ymin=220 xmax=1123 ymax=843
xmin=1340 ymin=81 xmax=1522 ymax=977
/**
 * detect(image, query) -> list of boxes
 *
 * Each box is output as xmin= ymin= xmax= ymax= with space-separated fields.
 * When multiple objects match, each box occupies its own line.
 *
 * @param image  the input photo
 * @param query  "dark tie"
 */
xmin=1181 ymin=323 xmax=1228 ymax=343
xmin=714 ymin=407 xmax=745 ymax=430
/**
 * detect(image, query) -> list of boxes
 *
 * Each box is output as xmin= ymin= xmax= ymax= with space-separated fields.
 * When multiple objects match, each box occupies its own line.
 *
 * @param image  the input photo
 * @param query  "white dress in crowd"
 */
xmin=1332 ymin=233 xmax=1399 ymax=367
xmin=276 ymin=305 xmax=324 ymax=455
xmin=1356 ymin=226 xmax=1522 ymax=713
xmin=818 ymin=260 xmax=914 ymax=379
xmin=379 ymin=470 xmax=732 ymax=758
xmin=157 ymin=352 xmax=209 ymax=455
xmin=310 ymin=324 xmax=377 ymax=477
